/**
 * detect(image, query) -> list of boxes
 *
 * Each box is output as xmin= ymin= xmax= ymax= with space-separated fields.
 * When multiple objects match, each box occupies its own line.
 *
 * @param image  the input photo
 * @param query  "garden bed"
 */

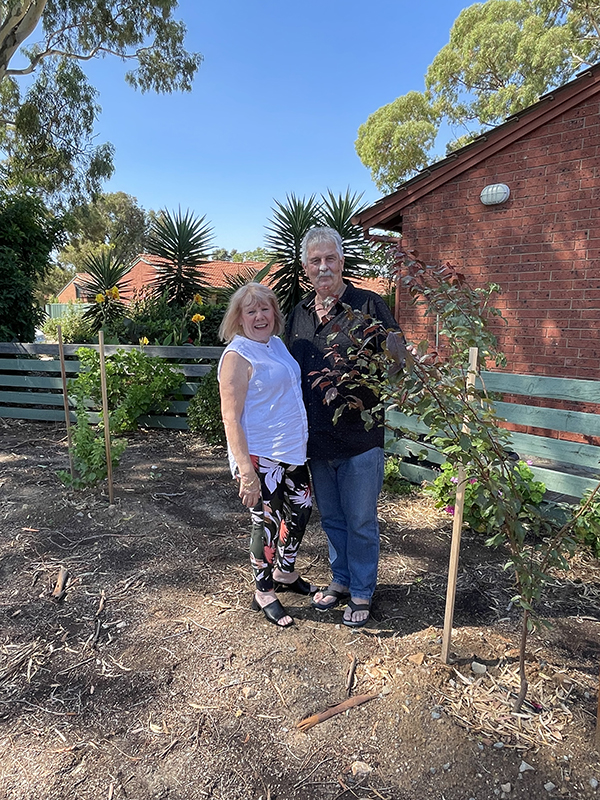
xmin=1 ymin=420 xmax=600 ymax=799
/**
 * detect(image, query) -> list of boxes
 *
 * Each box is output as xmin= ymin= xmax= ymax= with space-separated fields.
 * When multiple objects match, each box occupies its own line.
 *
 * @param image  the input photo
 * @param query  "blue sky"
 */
xmin=85 ymin=0 xmax=473 ymax=251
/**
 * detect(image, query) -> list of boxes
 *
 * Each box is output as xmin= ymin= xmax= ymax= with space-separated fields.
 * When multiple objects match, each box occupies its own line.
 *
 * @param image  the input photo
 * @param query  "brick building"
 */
xmin=56 ymin=255 xmax=270 ymax=304
xmin=354 ymin=64 xmax=600 ymax=381
xmin=57 ymin=255 xmax=389 ymax=305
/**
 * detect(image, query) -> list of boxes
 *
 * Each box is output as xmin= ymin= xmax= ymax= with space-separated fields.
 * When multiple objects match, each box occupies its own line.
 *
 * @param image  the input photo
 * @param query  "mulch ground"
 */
xmin=1 ymin=419 xmax=600 ymax=800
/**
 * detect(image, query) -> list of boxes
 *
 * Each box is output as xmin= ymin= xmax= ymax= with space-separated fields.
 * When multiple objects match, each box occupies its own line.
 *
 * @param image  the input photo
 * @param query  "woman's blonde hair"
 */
xmin=219 ymin=282 xmax=285 ymax=343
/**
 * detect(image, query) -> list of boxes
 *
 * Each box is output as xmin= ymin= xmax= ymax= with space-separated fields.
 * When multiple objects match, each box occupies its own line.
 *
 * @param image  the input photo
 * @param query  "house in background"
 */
xmin=354 ymin=64 xmax=600 ymax=381
xmin=56 ymin=255 xmax=270 ymax=305
xmin=57 ymin=254 xmax=390 ymax=305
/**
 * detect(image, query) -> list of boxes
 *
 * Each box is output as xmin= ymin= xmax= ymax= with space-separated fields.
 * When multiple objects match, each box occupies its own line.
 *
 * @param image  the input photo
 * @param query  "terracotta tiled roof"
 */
xmin=56 ymin=255 xmax=391 ymax=303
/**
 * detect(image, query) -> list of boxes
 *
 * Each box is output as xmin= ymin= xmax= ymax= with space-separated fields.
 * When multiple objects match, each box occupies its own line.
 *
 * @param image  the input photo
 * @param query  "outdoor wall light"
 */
xmin=480 ymin=183 xmax=510 ymax=205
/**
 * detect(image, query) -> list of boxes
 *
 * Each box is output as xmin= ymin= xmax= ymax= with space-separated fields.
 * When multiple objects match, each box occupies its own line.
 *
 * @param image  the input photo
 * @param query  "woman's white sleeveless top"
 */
xmin=218 ymin=335 xmax=308 ymax=474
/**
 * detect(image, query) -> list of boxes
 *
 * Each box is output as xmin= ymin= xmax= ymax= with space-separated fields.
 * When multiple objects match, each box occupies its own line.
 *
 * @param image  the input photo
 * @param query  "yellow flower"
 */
xmin=193 ymin=294 xmax=203 ymax=305
xmin=110 ymin=286 xmax=120 ymax=299
xmin=139 ymin=336 xmax=149 ymax=346
xmin=192 ymin=313 xmax=205 ymax=323
xmin=96 ymin=293 xmax=105 ymax=304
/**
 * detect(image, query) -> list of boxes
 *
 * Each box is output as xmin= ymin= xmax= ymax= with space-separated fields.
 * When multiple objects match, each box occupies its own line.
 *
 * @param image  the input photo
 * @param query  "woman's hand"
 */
xmin=238 ymin=474 xmax=260 ymax=507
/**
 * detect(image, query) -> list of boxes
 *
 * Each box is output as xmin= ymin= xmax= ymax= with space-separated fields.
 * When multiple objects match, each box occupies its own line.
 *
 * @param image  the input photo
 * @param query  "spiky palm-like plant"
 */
xmin=264 ymin=194 xmax=321 ymax=316
xmin=320 ymin=189 xmax=369 ymax=277
xmin=264 ymin=190 xmax=371 ymax=315
xmin=80 ymin=249 xmax=131 ymax=333
xmin=147 ymin=208 xmax=214 ymax=306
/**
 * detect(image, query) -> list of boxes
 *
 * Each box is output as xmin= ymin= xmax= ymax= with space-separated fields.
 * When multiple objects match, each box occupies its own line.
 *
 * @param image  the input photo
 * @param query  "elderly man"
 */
xmin=286 ymin=226 xmax=402 ymax=627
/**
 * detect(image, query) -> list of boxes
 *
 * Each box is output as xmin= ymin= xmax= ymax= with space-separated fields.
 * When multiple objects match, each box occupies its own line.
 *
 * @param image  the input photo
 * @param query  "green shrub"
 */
xmin=42 ymin=304 xmax=95 ymax=343
xmin=573 ymin=491 xmax=600 ymax=557
xmin=113 ymin=290 xmax=226 ymax=347
xmin=186 ymin=365 xmax=226 ymax=445
xmin=71 ymin=347 xmax=184 ymax=433
xmin=383 ymin=455 xmax=415 ymax=495
xmin=62 ymin=347 xmax=184 ymax=488
xmin=58 ymin=397 xmax=126 ymax=488
xmin=426 ymin=460 xmax=546 ymax=534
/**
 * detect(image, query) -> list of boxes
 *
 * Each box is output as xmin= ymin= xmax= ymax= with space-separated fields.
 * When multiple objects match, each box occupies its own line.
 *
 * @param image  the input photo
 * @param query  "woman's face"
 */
xmin=239 ymin=298 xmax=275 ymax=343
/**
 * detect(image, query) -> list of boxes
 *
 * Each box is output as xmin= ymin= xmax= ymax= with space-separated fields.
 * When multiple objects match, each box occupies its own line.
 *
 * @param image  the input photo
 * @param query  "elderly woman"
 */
xmin=218 ymin=283 xmax=313 ymax=628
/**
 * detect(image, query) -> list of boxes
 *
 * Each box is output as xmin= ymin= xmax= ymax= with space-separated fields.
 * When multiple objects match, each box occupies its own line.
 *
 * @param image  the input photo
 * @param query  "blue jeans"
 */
xmin=310 ymin=447 xmax=384 ymax=602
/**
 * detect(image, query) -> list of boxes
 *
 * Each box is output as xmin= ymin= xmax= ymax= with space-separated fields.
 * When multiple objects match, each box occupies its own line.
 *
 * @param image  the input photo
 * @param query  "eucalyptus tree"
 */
xmin=356 ymin=0 xmax=600 ymax=192
xmin=0 ymin=2 xmax=201 ymax=205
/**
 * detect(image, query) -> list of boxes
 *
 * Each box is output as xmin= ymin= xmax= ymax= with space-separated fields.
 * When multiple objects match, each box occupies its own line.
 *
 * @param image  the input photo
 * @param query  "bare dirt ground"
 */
xmin=1 ymin=419 xmax=600 ymax=800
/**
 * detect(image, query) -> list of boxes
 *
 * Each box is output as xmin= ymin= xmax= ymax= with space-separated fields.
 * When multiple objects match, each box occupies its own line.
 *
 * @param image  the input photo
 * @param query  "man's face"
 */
xmin=304 ymin=242 xmax=345 ymax=298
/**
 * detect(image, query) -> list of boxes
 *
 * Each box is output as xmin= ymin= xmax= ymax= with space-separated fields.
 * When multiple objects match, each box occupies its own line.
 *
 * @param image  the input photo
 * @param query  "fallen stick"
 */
xmin=296 ymin=693 xmax=378 ymax=732
xmin=51 ymin=567 xmax=69 ymax=600
xmin=346 ymin=654 xmax=357 ymax=697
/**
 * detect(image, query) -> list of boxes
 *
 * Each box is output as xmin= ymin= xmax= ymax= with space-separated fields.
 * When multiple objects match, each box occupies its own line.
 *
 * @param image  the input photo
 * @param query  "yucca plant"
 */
xmin=320 ymin=189 xmax=369 ymax=278
xmin=80 ymin=249 xmax=131 ymax=333
xmin=264 ymin=190 xmax=371 ymax=315
xmin=264 ymin=194 xmax=321 ymax=316
xmin=147 ymin=208 xmax=214 ymax=306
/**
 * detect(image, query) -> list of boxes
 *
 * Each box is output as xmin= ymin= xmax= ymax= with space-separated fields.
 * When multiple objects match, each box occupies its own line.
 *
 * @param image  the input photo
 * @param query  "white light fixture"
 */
xmin=480 ymin=183 xmax=510 ymax=205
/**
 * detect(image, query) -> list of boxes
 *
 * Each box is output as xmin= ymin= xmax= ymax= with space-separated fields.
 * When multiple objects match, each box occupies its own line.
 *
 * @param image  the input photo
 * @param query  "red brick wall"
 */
xmin=396 ymin=97 xmax=600 ymax=380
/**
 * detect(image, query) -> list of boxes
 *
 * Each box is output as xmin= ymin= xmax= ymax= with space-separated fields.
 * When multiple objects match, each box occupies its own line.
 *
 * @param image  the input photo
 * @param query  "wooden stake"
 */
xmin=57 ymin=325 xmax=75 ymax=479
xmin=441 ymin=346 xmax=479 ymax=664
xmin=98 ymin=331 xmax=114 ymax=504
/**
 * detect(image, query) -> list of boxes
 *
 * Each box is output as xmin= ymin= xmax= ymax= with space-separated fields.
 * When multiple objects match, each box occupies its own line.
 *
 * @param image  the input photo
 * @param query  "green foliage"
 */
xmin=572 ymin=490 xmax=600 ymax=557
xmin=426 ymin=461 xmax=547 ymax=534
xmin=147 ymin=208 xmax=214 ymax=306
xmin=34 ymin=263 xmax=75 ymax=305
xmin=42 ymin=303 xmax=95 ymax=344
xmin=265 ymin=194 xmax=321 ymax=317
xmin=58 ymin=192 xmax=148 ymax=272
xmin=58 ymin=397 xmax=126 ymax=489
xmin=356 ymin=91 xmax=439 ymax=192
xmin=356 ymin=0 xmax=600 ymax=190
xmin=70 ymin=347 xmax=183 ymax=434
xmin=0 ymin=192 xmax=64 ymax=341
xmin=0 ymin=1 xmax=202 ymax=205
xmin=116 ymin=291 xmax=224 ymax=346
xmin=383 ymin=455 xmax=415 ymax=496
xmin=265 ymin=189 xmax=369 ymax=316
xmin=232 ymin=247 xmax=270 ymax=262
xmin=186 ymin=365 xmax=226 ymax=446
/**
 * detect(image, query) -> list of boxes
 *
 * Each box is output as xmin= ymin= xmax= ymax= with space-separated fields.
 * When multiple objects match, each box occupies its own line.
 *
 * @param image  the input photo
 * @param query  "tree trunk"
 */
xmin=0 ymin=1 xmax=47 ymax=84
xmin=512 ymin=609 xmax=529 ymax=712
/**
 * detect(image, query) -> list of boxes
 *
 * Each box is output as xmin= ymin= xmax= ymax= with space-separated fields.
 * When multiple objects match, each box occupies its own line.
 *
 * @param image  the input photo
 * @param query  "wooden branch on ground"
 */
xmin=296 ymin=693 xmax=378 ymax=732
xmin=51 ymin=567 xmax=69 ymax=600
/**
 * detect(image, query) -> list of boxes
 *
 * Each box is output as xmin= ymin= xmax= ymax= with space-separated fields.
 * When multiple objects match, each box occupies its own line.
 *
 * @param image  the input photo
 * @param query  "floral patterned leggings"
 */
xmin=248 ymin=455 xmax=313 ymax=592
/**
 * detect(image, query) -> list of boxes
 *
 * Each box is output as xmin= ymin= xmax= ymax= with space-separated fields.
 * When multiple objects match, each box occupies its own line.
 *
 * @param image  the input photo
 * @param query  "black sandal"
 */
xmin=251 ymin=596 xmax=294 ymax=627
xmin=273 ymin=576 xmax=315 ymax=596
xmin=342 ymin=599 xmax=371 ymax=628
xmin=311 ymin=586 xmax=350 ymax=611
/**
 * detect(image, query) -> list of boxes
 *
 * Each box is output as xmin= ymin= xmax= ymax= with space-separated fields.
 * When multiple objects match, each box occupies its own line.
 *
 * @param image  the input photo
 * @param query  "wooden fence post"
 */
xmin=57 ymin=325 xmax=74 ymax=479
xmin=441 ymin=346 xmax=479 ymax=663
xmin=98 ymin=331 xmax=114 ymax=504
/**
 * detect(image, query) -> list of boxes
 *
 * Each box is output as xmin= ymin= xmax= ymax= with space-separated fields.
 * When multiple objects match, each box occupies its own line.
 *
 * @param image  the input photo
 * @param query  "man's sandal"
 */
xmin=311 ymin=586 xmax=350 ymax=612
xmin=342 ymin=599 xmax=371 ymax=628
xmin=251 ymin=596 xmax=294 ymax=628
xmin=273 ymin=576 xmax=315 ymax=596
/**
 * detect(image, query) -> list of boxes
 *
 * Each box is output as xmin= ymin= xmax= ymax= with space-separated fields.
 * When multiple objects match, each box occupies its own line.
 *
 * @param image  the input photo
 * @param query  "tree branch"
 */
xmin=0 ymin=1 xmax=47 ymax=82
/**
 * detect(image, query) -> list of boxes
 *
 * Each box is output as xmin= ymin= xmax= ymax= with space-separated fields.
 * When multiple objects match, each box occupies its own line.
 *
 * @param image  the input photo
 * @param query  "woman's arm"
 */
xmin=219 ymin=350 xmax=261 ymax=508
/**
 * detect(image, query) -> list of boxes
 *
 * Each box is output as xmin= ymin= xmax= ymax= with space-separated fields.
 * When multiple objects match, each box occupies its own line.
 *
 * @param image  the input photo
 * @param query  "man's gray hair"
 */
xmin=301 ymin=226 xmax=344 ymax=264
